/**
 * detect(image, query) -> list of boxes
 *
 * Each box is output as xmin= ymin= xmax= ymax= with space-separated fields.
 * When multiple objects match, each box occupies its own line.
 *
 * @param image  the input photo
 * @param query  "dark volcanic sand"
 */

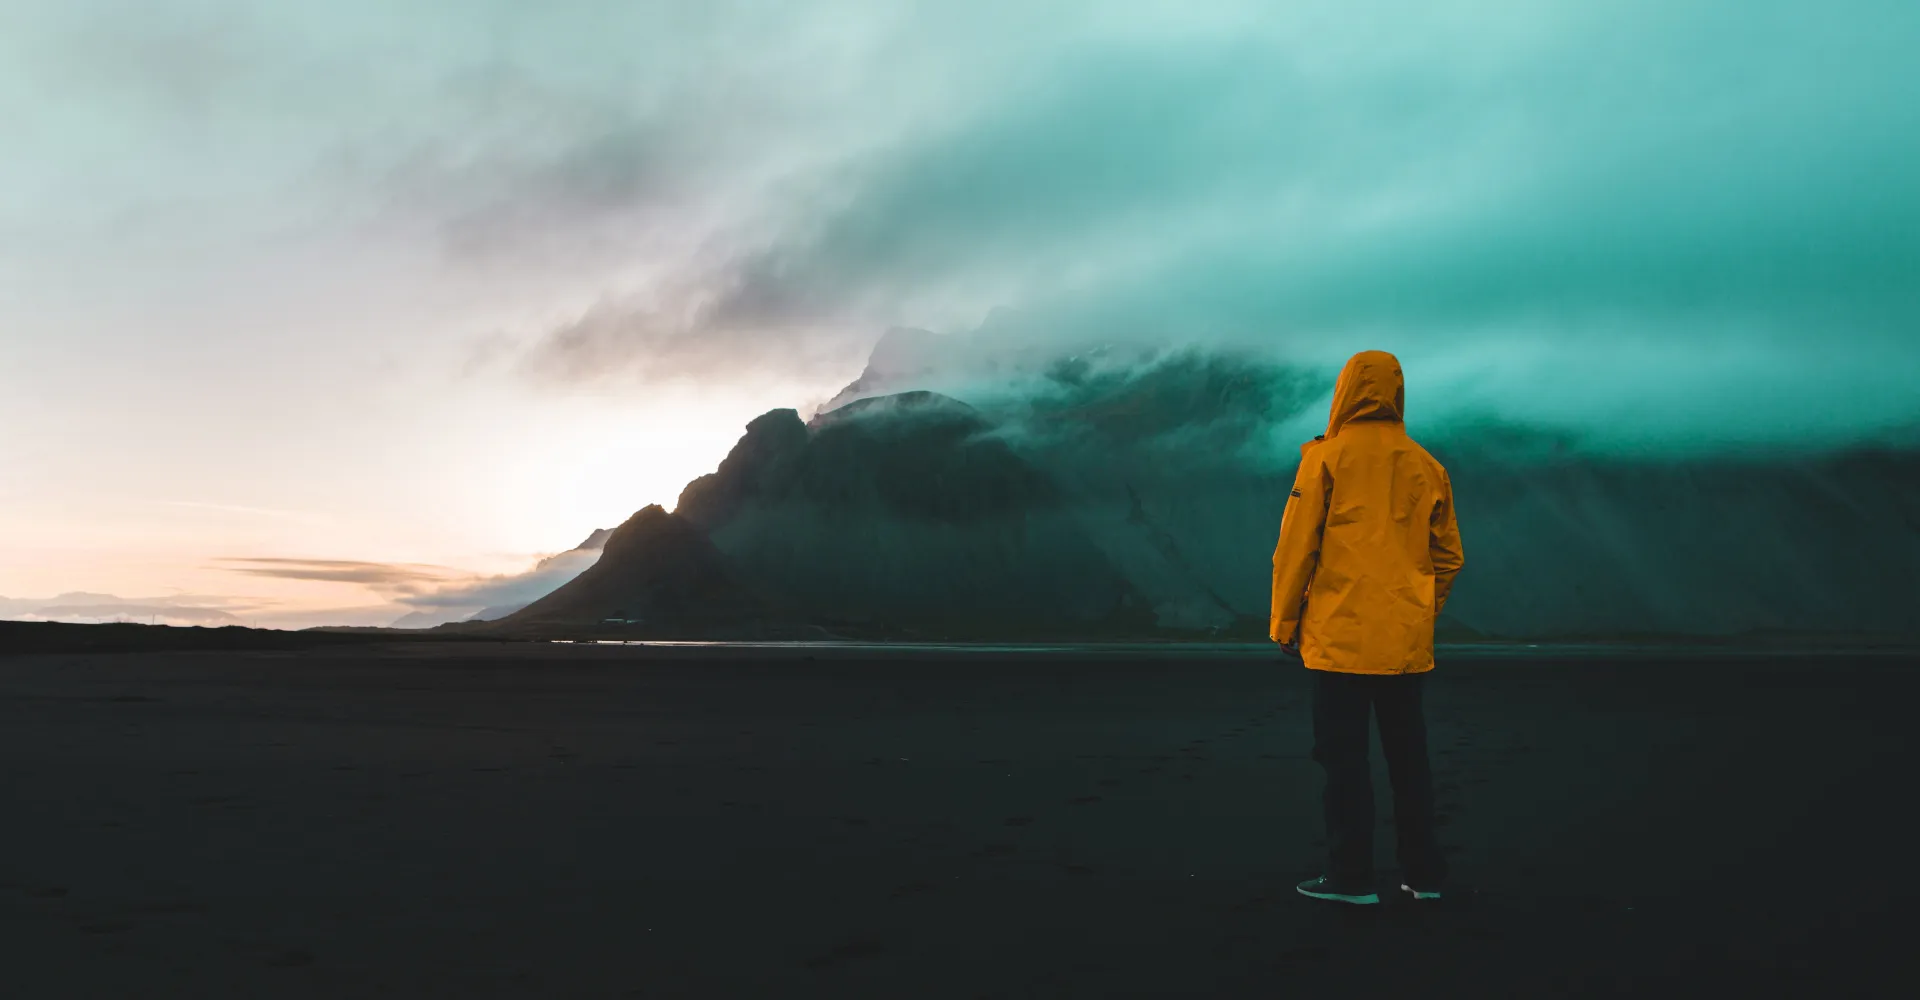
xmin=1 ymin=643 xmax=1912 ymax=998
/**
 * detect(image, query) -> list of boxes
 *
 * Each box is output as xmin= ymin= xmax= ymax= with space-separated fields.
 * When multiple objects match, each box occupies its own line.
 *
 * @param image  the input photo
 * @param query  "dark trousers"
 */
xmin=1311 ymin=669 xmax=1447 ymax=889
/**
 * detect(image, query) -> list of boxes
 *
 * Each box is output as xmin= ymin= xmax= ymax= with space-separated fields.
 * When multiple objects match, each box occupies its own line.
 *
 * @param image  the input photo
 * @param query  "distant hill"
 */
xmin=0 ymin=621 xmax=474 ymax=656
xmin=500 ymin=504 xmax=767 ymax=634
xmin=0 ymin=593 xmax=245 ymax=627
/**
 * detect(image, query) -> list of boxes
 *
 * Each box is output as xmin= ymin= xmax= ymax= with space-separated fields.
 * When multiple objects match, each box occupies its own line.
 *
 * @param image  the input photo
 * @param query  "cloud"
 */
xmin=205 ymin=535 xmax=609 ymax=628
xmin=7 ymin=545 xmax=607 ymax=631
xmin=389 ymin=545 xmax=600 ymax=612
xmin=0 ymin=592 xmax=258 ymax=626
xmin=517 ymin=273 xmax=867 ymax=387
xmin=20 ymin=2 xmax=1913 ymax=449
xmin=164 ymin=500 xmax=318 ymax=520
xmin=30 ymin=603 xmax=243 ymax=625
xmin=215 ymin=558 xmax=462 ymax=590
xmin=465 ymin=1 xmax=1920 ymax=451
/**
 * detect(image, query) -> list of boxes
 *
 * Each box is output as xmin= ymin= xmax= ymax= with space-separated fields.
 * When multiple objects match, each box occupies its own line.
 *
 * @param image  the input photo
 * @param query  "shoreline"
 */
xmin=6 ymin=619 xmax=1917 ymax=658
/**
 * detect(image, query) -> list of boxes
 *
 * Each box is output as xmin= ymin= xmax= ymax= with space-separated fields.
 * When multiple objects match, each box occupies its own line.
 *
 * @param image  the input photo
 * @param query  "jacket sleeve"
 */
xmin=1271 ymin=447 xmax=1330 ymax=643
xmin=1429 ymin=468 xmax=1465 ymax=615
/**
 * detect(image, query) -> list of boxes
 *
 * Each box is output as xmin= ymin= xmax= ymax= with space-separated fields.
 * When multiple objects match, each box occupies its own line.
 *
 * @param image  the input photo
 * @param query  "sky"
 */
xmin=3 ymin=1 xmax=1917 ymax=626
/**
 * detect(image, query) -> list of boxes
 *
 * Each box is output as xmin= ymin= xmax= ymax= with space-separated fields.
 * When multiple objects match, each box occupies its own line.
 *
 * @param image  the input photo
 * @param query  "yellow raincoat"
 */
xmin=1270 ymin=351 xmax=1465 ymax=674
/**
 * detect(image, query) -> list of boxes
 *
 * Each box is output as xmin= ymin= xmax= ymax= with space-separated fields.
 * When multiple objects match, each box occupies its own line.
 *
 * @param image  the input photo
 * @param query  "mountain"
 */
xmin=497 ymin=392 xmax=1145 ymax=638
xmin=500 ymin=505 xmax=766 ymax=633
xmin=674 ymin=391 xmax=1140 ymax=635
xmin=389 ymin=610 xmax=454 ymax=630
xmin=1 ymin=593 xmax=246 ymax=627
xmin=494 ymin=337 xmax=1920 ymax=640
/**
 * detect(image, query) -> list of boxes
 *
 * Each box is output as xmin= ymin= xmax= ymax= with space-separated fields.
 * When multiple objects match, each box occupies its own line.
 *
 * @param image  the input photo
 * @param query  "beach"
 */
xmin=2 ymin=641 xmax=1911 ymax=997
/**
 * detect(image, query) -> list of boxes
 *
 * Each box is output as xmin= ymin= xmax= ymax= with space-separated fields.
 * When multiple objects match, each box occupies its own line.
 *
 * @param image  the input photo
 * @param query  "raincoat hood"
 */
xmin=1324 ymin=350 xmax=1405 ymax=438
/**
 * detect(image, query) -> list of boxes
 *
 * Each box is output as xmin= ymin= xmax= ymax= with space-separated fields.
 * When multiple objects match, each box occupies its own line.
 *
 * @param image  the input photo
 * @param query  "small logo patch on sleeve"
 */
xmin=1289 ymin=488 xmax=1302 ymax=498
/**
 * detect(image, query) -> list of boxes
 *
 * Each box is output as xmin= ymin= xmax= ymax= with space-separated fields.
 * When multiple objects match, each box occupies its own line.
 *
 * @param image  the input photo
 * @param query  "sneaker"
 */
xmin=1399 ymin=883 xmax=1442 ymax=900
xmin=1296 ymin=876 xmax=1379 ymax=905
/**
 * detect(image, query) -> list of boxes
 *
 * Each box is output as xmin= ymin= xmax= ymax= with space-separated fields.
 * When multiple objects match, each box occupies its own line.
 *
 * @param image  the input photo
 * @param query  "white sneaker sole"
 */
xmin=1297 ymin=885 xmax=1380 ymax=905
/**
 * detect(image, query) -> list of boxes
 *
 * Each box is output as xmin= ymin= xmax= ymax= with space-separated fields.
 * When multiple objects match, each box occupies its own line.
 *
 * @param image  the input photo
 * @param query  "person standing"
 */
xmin=1271 ymin=350 xmax=1465 ymax=905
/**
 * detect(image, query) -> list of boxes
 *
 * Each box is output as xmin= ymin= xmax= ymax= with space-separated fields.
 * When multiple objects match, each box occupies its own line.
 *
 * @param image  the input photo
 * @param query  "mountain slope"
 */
xmin=674 ymin=392 xmax=1142 ymax=635
xmin=495 ymin=337 xmax=1919 ymax=640
xmin=501 ymin=505 xmax=764 ymax=631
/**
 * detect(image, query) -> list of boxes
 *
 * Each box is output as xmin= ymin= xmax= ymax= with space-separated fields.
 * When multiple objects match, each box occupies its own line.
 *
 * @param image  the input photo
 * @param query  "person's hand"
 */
xmin=1278 ymin=641 xmax=1300 ymax=659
